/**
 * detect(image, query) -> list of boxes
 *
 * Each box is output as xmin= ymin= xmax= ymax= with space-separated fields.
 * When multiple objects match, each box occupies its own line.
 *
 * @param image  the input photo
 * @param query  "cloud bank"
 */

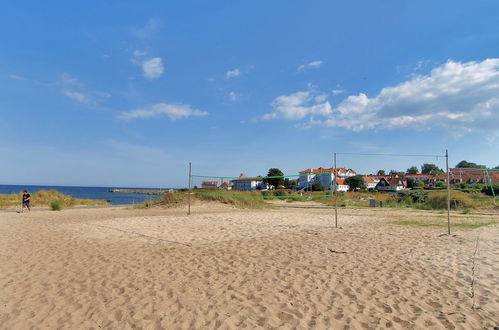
xmin=264 ymin=59 xmax=499 ymax=134
xmin=118 ymin=103 xmax=208 ymax=120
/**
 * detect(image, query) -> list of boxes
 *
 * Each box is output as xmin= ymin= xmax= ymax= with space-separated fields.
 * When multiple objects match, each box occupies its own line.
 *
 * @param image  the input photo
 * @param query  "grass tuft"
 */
xmin=0 ymin=189 xmax=108 ymax=209
xmin=392 ymin=219 xmax=497 ymax=229
xmin=49 ymin=200 xmax=62 ymax=211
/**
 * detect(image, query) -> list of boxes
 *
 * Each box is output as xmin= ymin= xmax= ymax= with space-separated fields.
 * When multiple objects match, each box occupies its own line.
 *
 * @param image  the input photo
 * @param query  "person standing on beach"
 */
xmin=22 ymin=190 xmax=31 ymax=212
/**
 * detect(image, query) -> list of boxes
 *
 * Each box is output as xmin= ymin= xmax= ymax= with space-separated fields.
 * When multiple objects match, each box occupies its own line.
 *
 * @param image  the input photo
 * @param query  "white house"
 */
xmin=298 ymin=167 xmax=357 ymax=190
xmin=219 ymin=182 xmax=233 ymax=190
xmin=230 ymin=176 xmax=264 ymax=191
xmin=362 ymin=176 xmax=379 ymax=189
xmin=335 ymin=178 xmax=350 ymax=192
xmin=375 ymin=177 xmax=406 ymax=191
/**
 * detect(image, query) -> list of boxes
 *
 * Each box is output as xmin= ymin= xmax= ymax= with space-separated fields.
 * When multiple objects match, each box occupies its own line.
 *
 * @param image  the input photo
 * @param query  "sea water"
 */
xmin=0 ymin=184 xmax=166 ymax=205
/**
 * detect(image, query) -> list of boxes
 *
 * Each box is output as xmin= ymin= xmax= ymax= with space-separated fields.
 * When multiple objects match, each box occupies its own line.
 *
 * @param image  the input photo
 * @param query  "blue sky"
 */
xmin=1 ymin=1 xmax=498 ymax=187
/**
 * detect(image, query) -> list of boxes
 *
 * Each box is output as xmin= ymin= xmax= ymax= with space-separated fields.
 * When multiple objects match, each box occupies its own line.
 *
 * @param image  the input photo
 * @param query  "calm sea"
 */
xmin=0 ymin=185 xmax=167 ymax=205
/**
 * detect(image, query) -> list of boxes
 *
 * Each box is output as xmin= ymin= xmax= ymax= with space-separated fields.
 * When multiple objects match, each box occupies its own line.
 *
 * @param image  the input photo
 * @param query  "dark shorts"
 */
xmin=22 ymin=201 xmax=30 ymax=208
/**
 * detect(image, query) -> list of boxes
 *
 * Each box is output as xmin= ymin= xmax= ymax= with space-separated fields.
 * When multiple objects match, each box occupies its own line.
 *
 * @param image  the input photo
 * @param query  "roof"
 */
xmin=299 ymin=167 xmax=356 ymax=174
xmin=450 ymin=168 xmax=486 ymax=175
xmin=406 ymin=174 xmax=434 ymax=178
xmin=220 ymin=182 xmax=233 ymax=187
xmin=231 ymin=177 xmax=263 ymax=181
xmin=377 ymin=177 xmax=407 ymax=187
xmin=362 ymin=176 xmax=377 ymax=183
xmin=336 ymin=178 xmax=346 ymax=185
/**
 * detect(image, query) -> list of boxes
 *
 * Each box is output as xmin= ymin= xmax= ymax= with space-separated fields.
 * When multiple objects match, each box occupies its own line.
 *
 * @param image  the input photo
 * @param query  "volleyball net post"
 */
xmin=188 ymin=162 xmax=192 ymax=215
xmin=334 ymin=152 xmax=338 ymax=228
xmin=484 ymin=168 xmax=498 ymax=203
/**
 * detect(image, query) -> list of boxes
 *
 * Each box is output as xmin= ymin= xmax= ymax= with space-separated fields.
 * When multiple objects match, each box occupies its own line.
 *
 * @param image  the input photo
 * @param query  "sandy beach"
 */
xmin=1 ymin=203 xmax=498 ymax=329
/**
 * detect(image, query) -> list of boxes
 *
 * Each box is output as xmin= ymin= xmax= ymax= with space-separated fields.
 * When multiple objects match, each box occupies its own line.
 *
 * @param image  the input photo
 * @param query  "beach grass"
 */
xmin=136 ymin=190 xmax=270 ymax=209
xmin=0 ymin=189 xmax=108 ymax=209
xmin=392 ymin=219 xmax=497 ymax=229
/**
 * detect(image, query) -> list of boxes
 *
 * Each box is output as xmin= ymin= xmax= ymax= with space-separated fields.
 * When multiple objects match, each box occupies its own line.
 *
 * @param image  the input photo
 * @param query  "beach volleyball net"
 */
xmin=190 ymin=171 xmax=335 ymax=200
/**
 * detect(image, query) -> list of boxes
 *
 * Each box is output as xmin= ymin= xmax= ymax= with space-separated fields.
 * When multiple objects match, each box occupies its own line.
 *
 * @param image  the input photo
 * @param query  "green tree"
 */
xmin=407 ymin=166 xmax=419 ymax=174
xmin=416 ymin=180 xmax=425 ymax=188
xmin=284 ymin=178 xmax=297 ymax=189
xmin=265 ymin=168 xmax=284 ymax=188
xmin=377 ymin=170 xmax=386 ymax=176
xmin=421 ymin=163 xmax=444 ymax=175
xmin=311 ymin=181 xmax=324 ymax=191
xmin=435 ymin=181 xmax=445 ymax=188
xmin=345 ymin=175 xmax=366 ymax=191
xmin=493 ymin=165 xmax=499 ymax=169
xmin=455 ymin=160 xmax=485 ymax=168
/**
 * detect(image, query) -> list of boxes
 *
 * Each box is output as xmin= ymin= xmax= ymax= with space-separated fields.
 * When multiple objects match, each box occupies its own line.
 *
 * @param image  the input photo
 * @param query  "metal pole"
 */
xmin=188 ymin=162 xmax=192 ymax=215
xmin=334 ymin=152 xmax=338 ymax=228
xmin=446 ymin=150 xmax=450 ymax=235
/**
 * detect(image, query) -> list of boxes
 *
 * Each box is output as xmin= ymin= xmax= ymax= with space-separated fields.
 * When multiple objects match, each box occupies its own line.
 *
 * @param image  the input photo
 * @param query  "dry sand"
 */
xmin=0 ymin=203 xmax=498 ymax=329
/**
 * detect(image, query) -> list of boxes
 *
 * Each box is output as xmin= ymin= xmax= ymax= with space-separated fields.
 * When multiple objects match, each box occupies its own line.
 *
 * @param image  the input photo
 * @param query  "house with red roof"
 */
xmin=219 ymin=182 xmax=233 ymax=190
xmin=335 ymin=178 xmax=350 ymax=192
xmin=375 ymin=176 xmax=407 ymax=191
xmin=201 ymin=181 xmax=218 ymax=189
xmin=230 ymin=175 xmax=265 ymax=191
xmin=362 ymin=176 xmax=379 ymax=189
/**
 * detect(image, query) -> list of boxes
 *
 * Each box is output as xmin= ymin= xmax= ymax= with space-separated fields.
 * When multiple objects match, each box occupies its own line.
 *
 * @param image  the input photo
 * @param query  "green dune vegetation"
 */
xmin=315 ymin=190 xmax=496 ymax=210
xmin=138 ymin=188 xmax=496 ymax=211
xmin=137 ymin=189 xmax=270 ymax=209
xmin=0 ymin=190 xmax=108 ymax=210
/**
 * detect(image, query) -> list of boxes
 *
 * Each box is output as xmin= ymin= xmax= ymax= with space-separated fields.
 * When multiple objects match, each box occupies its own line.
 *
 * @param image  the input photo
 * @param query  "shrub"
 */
xmin=50 ymin=200 xmax=62 ymax=211
xmin=425 ymin=191 xmax=473 ymax=210
xmin=482 ymin=184 xmax=499 ymax=196
xmin=311 ymin=182 xmax=324 ymax=191
xmin=389 ymin=190 xmax=429 ymax=205
xmin=274 ymin=189 xmax=287 ymax=197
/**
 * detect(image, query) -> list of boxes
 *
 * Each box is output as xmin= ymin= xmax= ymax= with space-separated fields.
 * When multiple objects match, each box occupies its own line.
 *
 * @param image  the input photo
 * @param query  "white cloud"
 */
xmin=314 ymin=94 xmax=328 ymax=103
xmin=265 ymin=59 xmax=499 ymax=135
xmin=226 ymin=69 xmax=240 ymax=79
xmin=7 ymin=74 xmax=25 ymax=80
xmin=229 ymin=91 xmax=239 ymax=101
xmin=332 ymin=89 xmax=346 ymax=95
xmin=63 ymin=89 xmax=110 ymax=105
xmin=325 ymin=59 xmax=499 ymax=133
xmin=118 ymin=103 xmax=208 ymax=120
xmin=131 ymin=18 xmax=162 ymax=40
xmin=63 ymin=90 xmax=90 ymax=104
xmin=262 ymin=90 xmax=332 ymax=121
xmin=142 ymin=57 xmax=164 ymax=79
xmin=297 ymin=60 xmax=322 ymax=71
xmin=133 ymin=49 xmax=147 ymax=57
xmin=60 ymin=72 xmax=84 ymax=88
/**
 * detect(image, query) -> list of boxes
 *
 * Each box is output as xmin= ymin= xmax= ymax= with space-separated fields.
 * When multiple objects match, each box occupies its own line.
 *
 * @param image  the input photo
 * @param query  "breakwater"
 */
xmin=109 ymin=189 xmax=174 ymax=195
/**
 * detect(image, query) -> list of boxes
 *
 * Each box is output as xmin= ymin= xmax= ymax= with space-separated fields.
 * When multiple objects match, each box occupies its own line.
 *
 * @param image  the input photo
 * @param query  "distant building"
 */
xmin=362 ymin=176 xmax=379 ymax=189
xmin=219 ymin=182 xmax=233 ymax=190
xmin=201 ymin=181 xmax=218 ymax=189
xmin=298 ymin=167 xmax=356 ymax=190
xmin=335 ymin=178 xmax=350 ymax=192
xmin=230 ymin=175 xmax=264 ymax=191
xmin=375 ymin=177 xmax=406 ymax=191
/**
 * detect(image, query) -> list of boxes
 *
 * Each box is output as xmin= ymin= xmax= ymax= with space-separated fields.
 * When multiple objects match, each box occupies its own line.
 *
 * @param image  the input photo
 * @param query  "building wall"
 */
xmin=230 ymin=180 xmax=261 ymax=191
